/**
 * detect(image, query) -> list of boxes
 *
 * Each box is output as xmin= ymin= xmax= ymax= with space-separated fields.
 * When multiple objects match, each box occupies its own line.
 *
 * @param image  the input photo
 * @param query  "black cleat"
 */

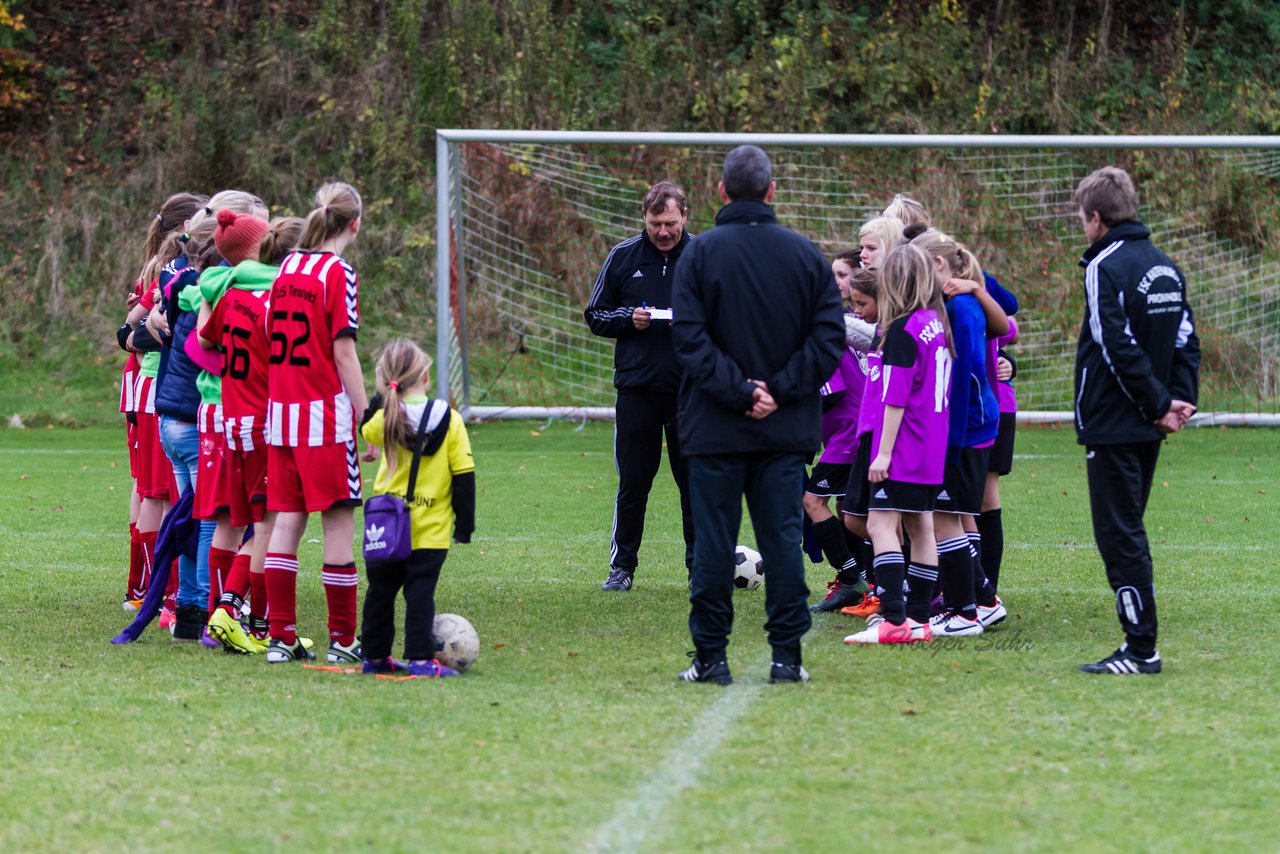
xmin=1078 ymin=647 xmax=1162 ymax=675
xmin=769 ymin=662 xmax=811 ymax=684
xmin=678 ymin=657 xmax=732 ymax=685
xmin=601 ymin=567 xmax=634 ymax=592
xmin=810 ymin=579 xmax=869 ymax=613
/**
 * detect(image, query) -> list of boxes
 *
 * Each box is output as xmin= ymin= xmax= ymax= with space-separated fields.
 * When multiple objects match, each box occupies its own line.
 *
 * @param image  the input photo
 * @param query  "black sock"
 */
xmin=812 ymin=517 xmax=857 ymax=581
xmin=872 ymin=551 xmax=906 ymax=625
xmin=938 ymin=536 xmax=976 ymax=617
xmin=977 ymin=508 xmax=1004 ymax=590
xmin=906 ymin=563 xmax=938 ymax=623
xmin=968 ymin=532 xmax=997 ymax=607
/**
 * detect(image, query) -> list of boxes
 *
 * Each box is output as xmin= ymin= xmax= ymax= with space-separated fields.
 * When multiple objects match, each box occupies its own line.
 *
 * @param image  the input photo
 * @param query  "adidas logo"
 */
xmin=816 ymin=479 xmax=829 ymax=488
xmin=631 ymin=270 xmax=644 ymax=278
xmin=365 ymin=523 xmax=387 ymax=551
xmin=874 ymin=489 xmax=888 ymax=499
xmin=937 ymin=490 xmax=951 ymax=501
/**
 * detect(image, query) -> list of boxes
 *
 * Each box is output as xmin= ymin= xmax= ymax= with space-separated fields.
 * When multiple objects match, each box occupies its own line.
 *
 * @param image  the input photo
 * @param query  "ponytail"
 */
xmin=298 ymin=182 xmax=362 ymax=251
xmin=373 ymin=339 xmax=433 ymax=476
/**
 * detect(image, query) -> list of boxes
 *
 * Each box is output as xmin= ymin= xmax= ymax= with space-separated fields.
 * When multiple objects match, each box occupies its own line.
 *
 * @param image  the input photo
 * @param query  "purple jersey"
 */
xmin=819 ymin=349 xmax=866 ymax=463
xmin=864 ymin=309 xmax=951 ymax=485
xmin=989 ymin=317 xmax=1018 ymax=413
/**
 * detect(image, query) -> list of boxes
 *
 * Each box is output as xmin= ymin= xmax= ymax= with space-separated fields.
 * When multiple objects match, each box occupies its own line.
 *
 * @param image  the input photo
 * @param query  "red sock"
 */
xmin=127 ymin=524 xmax=145 ymax=599
xmin=208 ymin=546 xmax=236 ymax=613
xmin=264 ymin=553 xmax=298 ymax=645
xmin=249 ymin=569 xmax=268 ymax=637
xmin=219 ymin=552 xmax=252 ymax=615
xmin=164 ymin=559 xmax=179 ymax=610
xmin=137 ymin=529 xmax=157 ymax=598
xmin=322 ymin=563 xmax=358 ymax=646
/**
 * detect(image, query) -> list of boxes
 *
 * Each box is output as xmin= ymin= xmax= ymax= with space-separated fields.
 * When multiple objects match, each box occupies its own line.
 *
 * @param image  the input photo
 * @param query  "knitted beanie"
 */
xmin=214 ymin=209 xmax=270 ymax=265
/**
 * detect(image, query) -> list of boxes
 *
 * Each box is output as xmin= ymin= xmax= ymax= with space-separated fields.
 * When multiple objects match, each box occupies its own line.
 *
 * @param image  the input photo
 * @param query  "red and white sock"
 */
xmin=264 ymin=553 xmax=298 ymax=644
xmin=128 ymin=524 xmax=146 ymax=599
xmin=322 ymin=562 xmax=358 ymax=646
xmin=219 ymin=551 xmax=252 ymax=616
xmin=207 ymin=546 xmax=236 ymax=614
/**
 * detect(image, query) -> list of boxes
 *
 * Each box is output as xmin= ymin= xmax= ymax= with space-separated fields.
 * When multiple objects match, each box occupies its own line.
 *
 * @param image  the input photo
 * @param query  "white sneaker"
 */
xmin=976 ymin=596 xmax=1007 ymax=628
xmin=930 ymin=610 xmax=984 ymax=637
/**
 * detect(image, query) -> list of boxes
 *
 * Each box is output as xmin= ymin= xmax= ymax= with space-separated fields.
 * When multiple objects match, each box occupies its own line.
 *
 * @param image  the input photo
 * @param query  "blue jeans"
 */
xmin=158 ymin=416 xmax=213 ymax=609
xmin=687 ymin=452 xmax=811 ymax=666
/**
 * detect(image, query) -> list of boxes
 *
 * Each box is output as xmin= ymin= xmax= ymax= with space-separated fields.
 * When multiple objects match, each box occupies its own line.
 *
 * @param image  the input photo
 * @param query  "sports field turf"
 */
xmin=0 ymin=422 xmax=1276 ymax=852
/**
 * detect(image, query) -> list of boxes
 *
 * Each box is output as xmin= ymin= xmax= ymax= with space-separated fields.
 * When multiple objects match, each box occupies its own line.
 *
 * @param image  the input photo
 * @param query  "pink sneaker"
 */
xmin=844 ymin=617 xmax=932 ymax=644
xmin=158 ymin=606 xmax=176 ymax=633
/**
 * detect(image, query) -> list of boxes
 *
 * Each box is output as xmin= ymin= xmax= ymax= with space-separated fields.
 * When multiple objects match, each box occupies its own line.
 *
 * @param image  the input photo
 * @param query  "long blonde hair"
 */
xmin=876 ymin=243 xmax=952 ymax=354
xmin=882 ymin=192 xmax=931 ymax=227
xmin=374 ymin=339 xmax=434 ymax=476
xmin=298 ymin=182 xmax=362 ymax=251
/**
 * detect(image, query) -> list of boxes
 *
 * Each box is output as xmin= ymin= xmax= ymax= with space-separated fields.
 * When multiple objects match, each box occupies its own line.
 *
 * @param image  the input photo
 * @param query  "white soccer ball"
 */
xmin=432 ymin=613 xmax=480 ymax=672
xmin=733 ymin=545 xmax=764 ymax=590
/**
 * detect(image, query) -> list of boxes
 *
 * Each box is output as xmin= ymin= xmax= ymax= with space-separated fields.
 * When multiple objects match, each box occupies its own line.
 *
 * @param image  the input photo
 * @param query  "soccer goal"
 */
xmin=434 ymin=130 xmax=1280 ymax=426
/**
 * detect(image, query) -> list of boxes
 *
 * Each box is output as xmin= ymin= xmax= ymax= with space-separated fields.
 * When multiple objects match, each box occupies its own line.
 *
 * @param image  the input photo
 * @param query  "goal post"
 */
xmin=435 ymin=130 xmax=1280 ymax=426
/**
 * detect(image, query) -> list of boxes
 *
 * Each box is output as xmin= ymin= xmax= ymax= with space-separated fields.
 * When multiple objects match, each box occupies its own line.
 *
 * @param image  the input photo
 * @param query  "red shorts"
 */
xmin=267 ymin=440 xmax=362 ymax=513
xmin=193 ymin=427 xmax=231 ymax=521
xmin=224 ymin=445 xmax=269 ymax=527
xmin=135 ymin=411 xmax=176 ymax=500
xmin=126 ymin=418 xmax=139 ymax=480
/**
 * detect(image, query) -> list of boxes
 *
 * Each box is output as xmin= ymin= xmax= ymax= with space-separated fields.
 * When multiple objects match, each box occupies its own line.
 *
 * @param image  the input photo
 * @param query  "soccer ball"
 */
xmin=432 ymin=613 xmax=480 ymax=672
xmin=733 ymin=545 xmax=764 ymax=590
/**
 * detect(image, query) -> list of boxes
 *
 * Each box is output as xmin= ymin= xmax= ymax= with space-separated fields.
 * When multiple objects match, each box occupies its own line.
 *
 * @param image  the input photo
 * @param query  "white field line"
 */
xmin=0 ymin=448 xmax=122 ymax=454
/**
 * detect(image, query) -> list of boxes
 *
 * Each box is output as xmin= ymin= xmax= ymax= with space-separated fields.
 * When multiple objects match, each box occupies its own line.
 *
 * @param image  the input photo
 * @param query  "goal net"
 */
xmin=434 ymin=131 xmax=1280 ymax=425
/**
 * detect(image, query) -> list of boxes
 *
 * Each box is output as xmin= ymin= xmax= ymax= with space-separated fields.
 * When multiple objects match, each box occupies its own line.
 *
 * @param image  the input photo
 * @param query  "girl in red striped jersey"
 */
xmin=199 ymin=215 xmax=305 ymax=653
xmin=261 ymin=183 xmax=371 ymax=665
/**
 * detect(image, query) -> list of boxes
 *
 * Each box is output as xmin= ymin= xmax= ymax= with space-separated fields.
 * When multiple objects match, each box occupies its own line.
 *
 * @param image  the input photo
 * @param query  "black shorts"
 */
xmin=805 ymin=461 xmax=852 ymax=498
xmin=868 ymin=478 xmax=937 ymax=514
xmin=988 ymin=411 xmax=1016 ymax=475
xmin=935 ymin=446 xmax=991 ymax=516
xmin=841 ymin=435 xmax=873 ymax=517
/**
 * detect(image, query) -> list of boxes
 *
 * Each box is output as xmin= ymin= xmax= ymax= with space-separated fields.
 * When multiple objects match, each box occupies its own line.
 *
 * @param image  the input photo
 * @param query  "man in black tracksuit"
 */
xmin=1072 ymin=166 xmax=1200 ymax=676
xmin=672 ymin=146 xmax=844 ymax=685
xmin=585 ymin=182 xmax=695 ymax=592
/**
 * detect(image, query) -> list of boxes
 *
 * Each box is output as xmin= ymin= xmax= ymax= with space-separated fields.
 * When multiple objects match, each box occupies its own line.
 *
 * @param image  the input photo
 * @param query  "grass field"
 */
xmin=0 ymin=421 xmax=1277 ymax=853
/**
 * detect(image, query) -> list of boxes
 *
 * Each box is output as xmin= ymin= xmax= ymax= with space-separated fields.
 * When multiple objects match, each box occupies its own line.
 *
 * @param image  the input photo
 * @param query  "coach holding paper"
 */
xmin=672 ymin=146 xmax=844 ymax=685
xmin=585 ymin=182 xmax=696 ymax=592
xmin=1073 ymin=166 xmax=1200 ymax=676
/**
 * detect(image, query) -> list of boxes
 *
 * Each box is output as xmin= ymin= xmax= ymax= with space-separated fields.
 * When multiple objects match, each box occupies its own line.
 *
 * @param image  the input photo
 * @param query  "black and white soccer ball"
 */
xmin=733 ymin=545 xmax=764 ymax=590
xmin=432 ymin=613 xmax=480 ymax=672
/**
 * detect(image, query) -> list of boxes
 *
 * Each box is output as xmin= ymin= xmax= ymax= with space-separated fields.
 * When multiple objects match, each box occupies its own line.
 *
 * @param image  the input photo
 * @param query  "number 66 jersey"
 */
xmin=264 ymin=251 xmax=359 ymax=447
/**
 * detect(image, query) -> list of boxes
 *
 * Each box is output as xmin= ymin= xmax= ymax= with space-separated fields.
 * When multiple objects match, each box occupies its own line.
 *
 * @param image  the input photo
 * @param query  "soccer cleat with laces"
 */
xmin=929 ymin=609 xmax=984 ymax=637
xmin=265 ymin=638 xmax=317 ymax=664
xmin=327 ymin=639 xmax=363 ymax=664
xmin=1078 ymin=647 xmax=1161 ymax=675
xmin=208 ymin=608 xmax=261 ymax=655
xmin=810 ymin=579 xmax=869 ymax=613
xmin=600 ymin=567 xmax=634 ymax=592
xmin=769 ymin=662 xmax=810 ymax=684
xmin=976 ymin=596 xmax=1007 ymax=629
xmin=678 ymin=655 xmax=732 ymax=685
xmin=405 ymin=659 xmax=459 ymax=678
xmin=840 ymin=595 xmax=881 ymax=618
xmin=845 ymin=616 xmax=931 ymax=644
xmin=362 ymin=657 xmax=411 ymax=675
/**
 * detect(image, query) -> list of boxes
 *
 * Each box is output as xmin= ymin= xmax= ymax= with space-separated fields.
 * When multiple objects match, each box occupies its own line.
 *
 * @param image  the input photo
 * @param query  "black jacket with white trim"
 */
xmin=1073 ymin=220 xmax=1200 ymax=445
xmin=584 ymin=229 xmax=692 ymax=393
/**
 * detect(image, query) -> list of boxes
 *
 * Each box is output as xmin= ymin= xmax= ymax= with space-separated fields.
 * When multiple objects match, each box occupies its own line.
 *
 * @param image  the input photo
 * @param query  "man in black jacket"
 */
xmin=585 ymin=182 xmax=695 ymax=592
xmin=1072 ymin=166 xmax=1200 ymax=676
xmin=672 ymin=146 xmax=844 ymax=685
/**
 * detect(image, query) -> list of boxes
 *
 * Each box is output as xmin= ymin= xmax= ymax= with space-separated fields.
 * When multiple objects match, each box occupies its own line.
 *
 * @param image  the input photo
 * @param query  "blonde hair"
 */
xmin=259 ymin=216 xmax=305 ymax=266
xmin=374 ymin=339 xmax=434 ymax=476
xmin=882 ymin=193 xmax=931 ymax=228
xmin=298 ymin=182 xmax=362 ymax=251
xmin=877 ymin=243 xmax=952 ymax=354
xmin=1073 ymin=166 xmax=1138 ymax=226
xmin=151 ymin=190 xmax=264 ymax=282
xmin=858 ymin=216 xmax=905 ymax=251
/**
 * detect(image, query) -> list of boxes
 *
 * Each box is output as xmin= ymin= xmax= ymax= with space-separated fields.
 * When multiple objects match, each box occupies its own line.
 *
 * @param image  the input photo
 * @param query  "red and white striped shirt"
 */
xmin=265 ymin=251 xmax=359 ymax=447
xmin=202 ymin=288 xmax=272 ymax=451
xmin=133 ymin=375 xmax=157 ymax=415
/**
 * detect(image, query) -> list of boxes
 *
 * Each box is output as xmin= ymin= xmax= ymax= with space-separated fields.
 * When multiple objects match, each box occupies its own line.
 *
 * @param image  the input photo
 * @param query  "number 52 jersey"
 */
xmin=266 ymin=250 xmax=360 ymax=447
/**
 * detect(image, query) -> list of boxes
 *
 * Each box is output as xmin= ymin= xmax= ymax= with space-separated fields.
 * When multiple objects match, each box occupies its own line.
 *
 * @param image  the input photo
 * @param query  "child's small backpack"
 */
xmin=363 ymin=399 xmax=449 ymax=563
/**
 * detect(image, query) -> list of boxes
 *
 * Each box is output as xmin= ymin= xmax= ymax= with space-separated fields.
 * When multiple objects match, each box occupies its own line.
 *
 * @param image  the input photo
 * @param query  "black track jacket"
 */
xmin=584 ymin=229 xmax=692 ymax=393
xmin=671 ymin=200 xmax=844 ymax=457
xmin=1073 ymin=220 xmax=1200 ymax=445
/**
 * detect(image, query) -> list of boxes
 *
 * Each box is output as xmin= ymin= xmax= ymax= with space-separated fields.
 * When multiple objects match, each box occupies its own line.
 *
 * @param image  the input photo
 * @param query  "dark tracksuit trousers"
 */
xmin=687 ymin=452 xmax=811 ymax=666
xmin=611 ymin=390 xmax=694 ymax=572
xmin=1086 ymin=441 xmax=1161 ymax=657
xmin=362 ymin=549 xmax=446 ymax=661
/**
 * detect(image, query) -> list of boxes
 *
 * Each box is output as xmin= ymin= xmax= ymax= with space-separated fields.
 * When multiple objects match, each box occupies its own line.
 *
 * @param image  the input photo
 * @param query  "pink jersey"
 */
xmin=819 ymin=349 xmax=867 ymax=464
xmin=265 ymin=251 xmax=359 ymax=447
xmin=863 ymin=309 xmax=951 ymax=486
xmin=988 ymin=317 xmax=1018 ymax=413
xmin=203 ymin=288 xmax=272 ymax=451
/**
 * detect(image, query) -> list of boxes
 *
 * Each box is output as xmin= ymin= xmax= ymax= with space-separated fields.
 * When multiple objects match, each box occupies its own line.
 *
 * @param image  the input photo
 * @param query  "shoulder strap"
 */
xmin=405 ymin=399 xmax=449 ymax=502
